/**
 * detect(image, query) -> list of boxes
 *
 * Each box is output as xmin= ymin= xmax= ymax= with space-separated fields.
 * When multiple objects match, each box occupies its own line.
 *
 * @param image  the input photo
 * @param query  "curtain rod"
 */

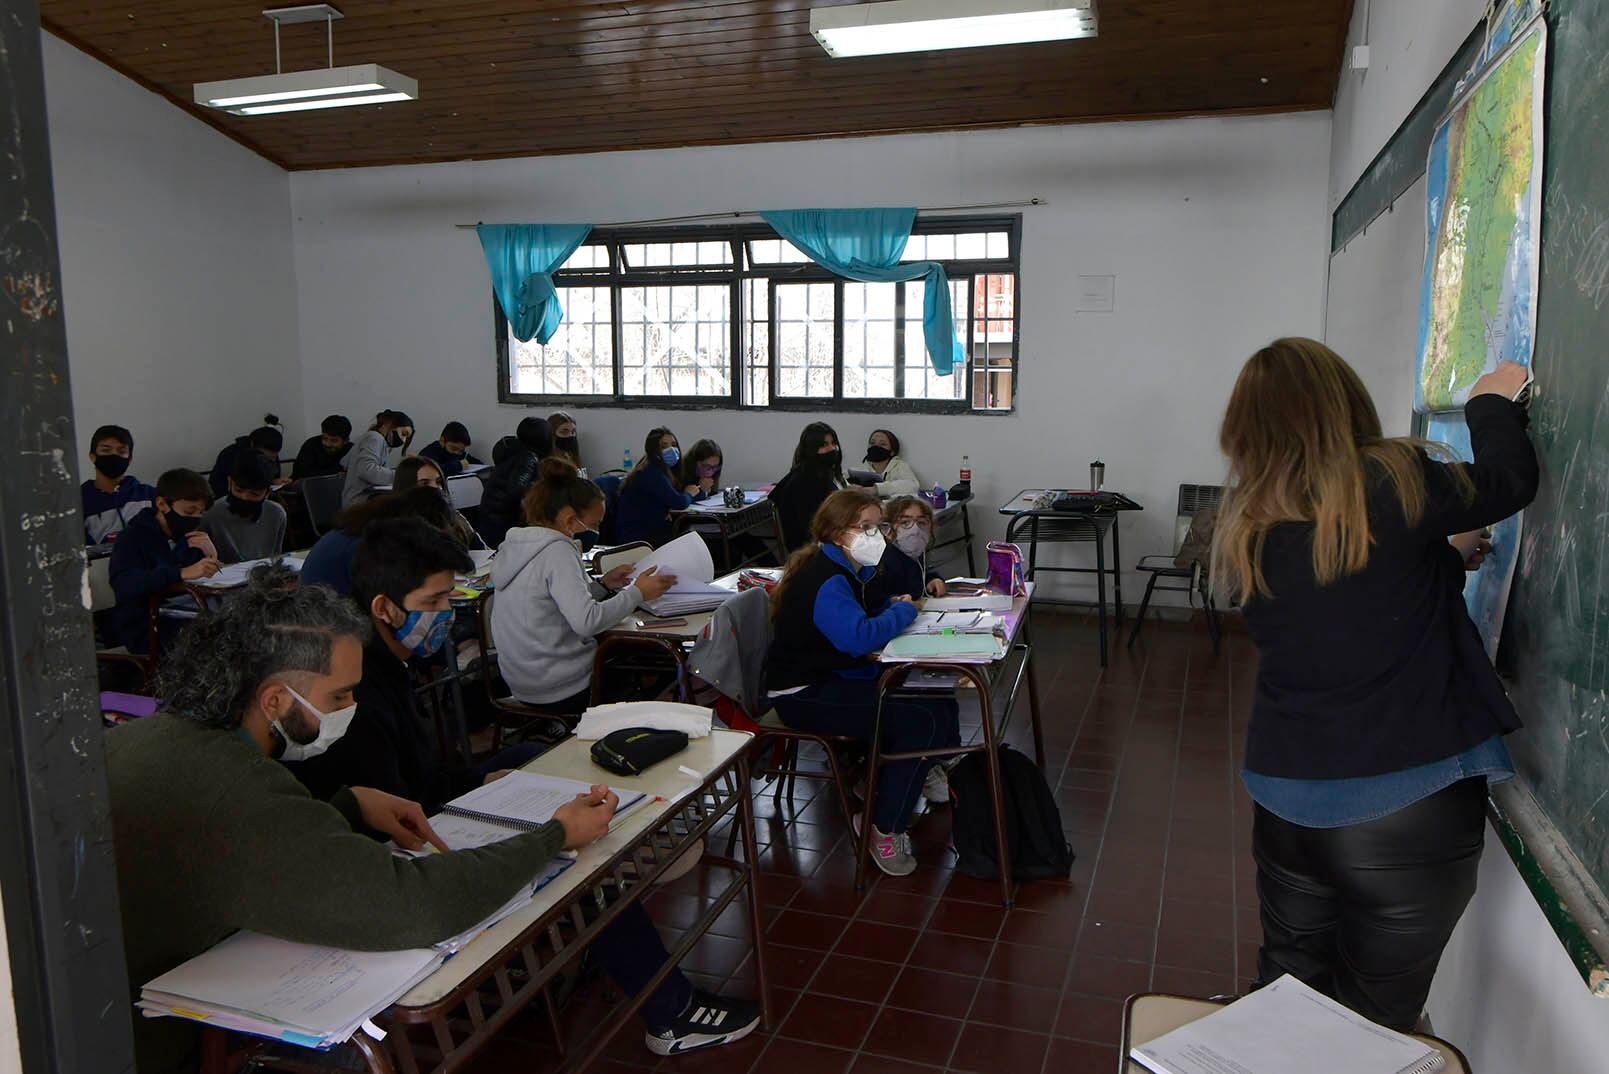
xmin=452 ymin=198 xmax=1045 ymax=230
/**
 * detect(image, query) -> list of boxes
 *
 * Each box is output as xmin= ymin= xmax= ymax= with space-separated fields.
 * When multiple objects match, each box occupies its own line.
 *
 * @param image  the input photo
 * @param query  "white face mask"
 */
xmin=847 ymin=529 xmax=887 ymax=568
xmin=275 ymin=685 xmax=357 ymax=762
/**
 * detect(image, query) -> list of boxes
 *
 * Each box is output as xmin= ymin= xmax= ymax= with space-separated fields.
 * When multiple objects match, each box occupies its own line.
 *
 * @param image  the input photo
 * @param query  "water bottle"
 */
xmin=622 ymin=447 xmax=633 ymax=471
xmin=960 ymin=454 xmax=971 ymax=483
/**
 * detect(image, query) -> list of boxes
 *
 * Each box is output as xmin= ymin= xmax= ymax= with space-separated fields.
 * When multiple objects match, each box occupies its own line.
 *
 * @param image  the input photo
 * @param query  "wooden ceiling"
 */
xmin=39 ymin=1 xmax=1355 ymax=170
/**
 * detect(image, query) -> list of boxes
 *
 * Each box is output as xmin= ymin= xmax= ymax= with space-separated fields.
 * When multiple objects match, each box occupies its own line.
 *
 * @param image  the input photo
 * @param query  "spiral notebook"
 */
xmin=432 ymin=772 xmax=646 ymax=845
xmin=1129 ymin=975 xmax=1444 ymax=1074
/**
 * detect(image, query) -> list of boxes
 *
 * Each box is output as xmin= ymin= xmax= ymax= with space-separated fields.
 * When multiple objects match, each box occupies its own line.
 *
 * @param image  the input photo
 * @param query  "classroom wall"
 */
xmin=0 ymin=898 xmax=20 ymax=1074
xmin=289 ymin=114 xmax=1332 ymax=604
xmin=1327 ymin=1 xmax=1609 ymax=1062
xmin=41 ymin=35 xmax=305 ymax=480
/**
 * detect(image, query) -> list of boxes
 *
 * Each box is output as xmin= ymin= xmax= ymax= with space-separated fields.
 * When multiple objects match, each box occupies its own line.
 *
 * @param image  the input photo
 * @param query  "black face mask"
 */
xmin=818 ymin=448 xmax=843 ymax=471
xmin=386 ymin=430 xmax=405 ymax=449
xmin=865 ymin=445 xmax=892 ymax=463
xmin=227 ymin=494 xmax=266 ymax=521
xmin=324 ymin=442 xmax=346 ymax=456
xmin=93 ymin=453 xmax=131 ymax=479
xmin=556 ymin=436 xmax=579 ymax=453
xmin=164 ymin=510 xmax=200 ymax=538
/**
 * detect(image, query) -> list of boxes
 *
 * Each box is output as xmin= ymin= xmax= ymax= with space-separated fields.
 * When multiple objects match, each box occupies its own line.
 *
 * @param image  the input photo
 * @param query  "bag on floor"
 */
xmin=948 ymin=745 xmax=1074 ymax=881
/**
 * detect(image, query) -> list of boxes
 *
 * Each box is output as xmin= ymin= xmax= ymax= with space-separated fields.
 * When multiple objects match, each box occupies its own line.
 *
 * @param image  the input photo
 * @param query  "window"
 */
xmin=495 ymin=216 xmax=1021 ymax=412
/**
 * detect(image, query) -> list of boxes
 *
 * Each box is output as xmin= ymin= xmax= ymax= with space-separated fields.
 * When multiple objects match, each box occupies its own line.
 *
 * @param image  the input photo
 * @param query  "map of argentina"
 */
xmin=1415 ymin=21 xmax=1545 ymax=414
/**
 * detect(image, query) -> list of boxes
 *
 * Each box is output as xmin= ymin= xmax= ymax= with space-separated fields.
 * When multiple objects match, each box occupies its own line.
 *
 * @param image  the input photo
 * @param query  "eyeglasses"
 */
xmin=852 ymin=522 xmax=894 ymax=537
xmin=892 ymin=518 xmax=931 ymax=532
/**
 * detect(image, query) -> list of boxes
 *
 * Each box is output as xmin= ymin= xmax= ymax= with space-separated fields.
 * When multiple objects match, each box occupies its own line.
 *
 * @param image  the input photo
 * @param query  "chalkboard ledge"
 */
xmin=1489 ymin=781 xmax=1609 ymax=996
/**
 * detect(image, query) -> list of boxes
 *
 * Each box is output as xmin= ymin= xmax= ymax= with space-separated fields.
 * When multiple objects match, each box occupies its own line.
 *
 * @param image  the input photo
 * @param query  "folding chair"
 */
xmin=1128 ymin=484 xmax=1224 ymax=654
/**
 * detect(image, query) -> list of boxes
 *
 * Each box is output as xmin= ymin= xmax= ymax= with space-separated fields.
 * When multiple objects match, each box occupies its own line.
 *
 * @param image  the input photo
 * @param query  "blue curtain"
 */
xmin=760 ymin=208 xmax=963 ymax=375
xmin=476 ymin=224 xmax=593 ymax=344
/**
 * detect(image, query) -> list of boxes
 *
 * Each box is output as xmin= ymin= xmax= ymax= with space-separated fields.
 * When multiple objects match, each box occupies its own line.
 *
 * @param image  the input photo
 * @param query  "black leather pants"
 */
xmin=1251 ymin=776 xmax=1487 ymax=1032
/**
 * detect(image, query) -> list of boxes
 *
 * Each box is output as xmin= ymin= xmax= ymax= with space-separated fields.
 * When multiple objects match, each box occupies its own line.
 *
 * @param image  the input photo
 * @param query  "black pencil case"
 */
xmin=590 ymin=727 xmax=689 ymax=776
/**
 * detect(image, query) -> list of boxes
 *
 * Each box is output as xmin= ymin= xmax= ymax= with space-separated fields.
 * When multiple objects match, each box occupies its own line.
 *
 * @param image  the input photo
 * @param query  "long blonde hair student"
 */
xmin=1212 ymin=337 xmax=1468 ymax=600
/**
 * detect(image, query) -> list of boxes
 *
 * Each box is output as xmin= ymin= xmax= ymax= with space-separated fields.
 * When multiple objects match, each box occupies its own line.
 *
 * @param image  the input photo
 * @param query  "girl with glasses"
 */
xmin=876 ymin=495 xmax=948 ymax=601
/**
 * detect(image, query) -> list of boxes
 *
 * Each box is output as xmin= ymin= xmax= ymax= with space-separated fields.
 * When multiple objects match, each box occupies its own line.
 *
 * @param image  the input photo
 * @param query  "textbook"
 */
xmin=139 ymin=932 xmax=443 ymax=1049
xmin=1129 ymin=975 xmax=1444 ymax=1074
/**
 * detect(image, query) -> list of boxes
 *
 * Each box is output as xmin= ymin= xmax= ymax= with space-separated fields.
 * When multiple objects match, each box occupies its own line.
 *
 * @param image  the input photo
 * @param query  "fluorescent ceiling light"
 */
xmin=811 ymin=0 xmax=1097 ymax=58
xmin=196 ymin=63 xmax=416 ymax=115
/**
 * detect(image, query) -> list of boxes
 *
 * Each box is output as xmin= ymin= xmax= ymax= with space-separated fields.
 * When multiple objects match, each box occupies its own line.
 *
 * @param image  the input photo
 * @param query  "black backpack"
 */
xmin=948 ymin=745 xmax=1075 ymax=881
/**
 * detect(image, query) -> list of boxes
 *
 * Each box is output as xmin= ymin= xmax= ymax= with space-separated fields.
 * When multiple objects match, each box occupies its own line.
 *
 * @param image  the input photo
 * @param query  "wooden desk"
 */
xmin=590 ymin=571 xmax=748 ymax=703
xmin=860 ymin=590 xmax=1045 ymax=908
xmin=207 ymin=730 xmax=768 ymax=1074
xmin=1121 ymin=993 xmax=1471 ymax=1073
xmin=671 ymin=497 xmax=781 ymax=573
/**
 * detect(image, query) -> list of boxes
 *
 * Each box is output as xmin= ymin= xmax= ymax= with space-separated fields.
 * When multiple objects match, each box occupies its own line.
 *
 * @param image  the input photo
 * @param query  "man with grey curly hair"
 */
xmin=104 ymin=565 xmax=616 ymax=1074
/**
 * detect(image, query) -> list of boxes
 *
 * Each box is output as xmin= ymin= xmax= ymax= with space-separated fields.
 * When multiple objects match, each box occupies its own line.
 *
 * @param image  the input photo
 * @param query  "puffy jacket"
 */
xmin=479 ymin=447 xmax=541 ymax=547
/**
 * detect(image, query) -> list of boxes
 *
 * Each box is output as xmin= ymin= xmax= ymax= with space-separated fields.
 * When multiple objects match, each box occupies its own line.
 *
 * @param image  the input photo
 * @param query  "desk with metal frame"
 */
xmin=858 ymin=590 xmax=1045 ymax=908
xmin=204 ymin=730 xmax=768 ymax=1074
xmin=670 ymin=497 xmax=782 ymax=573
xmin=590 ymin=571 xmax=751 ymax=703
xmin=928 ymin=499 xmax=978 ymax=576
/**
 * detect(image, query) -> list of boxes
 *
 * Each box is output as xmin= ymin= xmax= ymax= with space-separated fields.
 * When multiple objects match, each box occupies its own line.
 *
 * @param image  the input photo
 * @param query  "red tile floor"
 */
xmin=466 ymin=610 xmax=1260 ymax=1074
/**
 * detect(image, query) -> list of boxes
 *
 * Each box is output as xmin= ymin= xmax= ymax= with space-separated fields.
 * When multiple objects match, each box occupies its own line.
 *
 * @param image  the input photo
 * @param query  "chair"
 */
xmin=472 ymin=591 xmax=574 ymax=752
xmin=594 ymin=473 xmax=625 ymax=545
xmin=591 ymin=541 xmax=652 ymax=579
xmin=300 ymin=473 xmax=345 ymax=537
xmin=90 ymin=555 xmax=159 ymax=687
xmin=1128 ymin=483 xmax=1224 ymax=654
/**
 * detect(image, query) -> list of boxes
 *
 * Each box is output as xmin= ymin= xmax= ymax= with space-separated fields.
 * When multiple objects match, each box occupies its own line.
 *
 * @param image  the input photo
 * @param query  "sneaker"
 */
xmin=644 ymin=991 xmax=761 ymax=1056
xmin=922 ymin=763 xmax=951 ymax=804
xmin=853 ymin=814 xmax=916 ymax=877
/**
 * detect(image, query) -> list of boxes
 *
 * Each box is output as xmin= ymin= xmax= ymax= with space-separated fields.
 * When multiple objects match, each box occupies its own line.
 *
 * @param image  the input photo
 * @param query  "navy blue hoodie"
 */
xmin=108 ymin=508 xmax=203 ymax=653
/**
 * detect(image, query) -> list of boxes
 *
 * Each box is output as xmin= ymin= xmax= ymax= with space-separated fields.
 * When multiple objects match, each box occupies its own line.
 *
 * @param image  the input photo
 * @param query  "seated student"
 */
xmin=493 ymin=460 xmax=677 ymax=712
xmin=299 ymin=486 xmax=457 ymax=596
xmin=479 ymin=416 xmax=553 ymax=547
xmin=549 ymin=411 xmax=582 ymax=470
xmin=342 ymin=409 xmax=413 ymax=508
xmin=108 ymin=468 xmax=222 ymax=654
xmin=616 ymin=427 xmax=699 ymax=546
xmin=81 ymin=423 xmax=156 ymax=545
xmin=876 ymin=495 xmax=948 ymax=600
xmin=395 ymin=457 xmax=482 ymax=549
xmin=681 ymin=438 xmax=724 ymax=498
xmin=852 ymin=428 xmax=922 ymax=497
xmin=201 ymin=452 xmax=288 ymax=563
xmin=418 ymin=421 xmax=483 ymax=477
xmin=290 ymin=414 xmax=353 ymax=481
xmin=766 ymin=490 xmax=960 ymax=876
xmin=769 ymin=422 xmax=847 ymax=551
xmin=209 ymin=416 xmax=284 ymax=499
xmin=103 ymin=568 xmax=764 ymax=1073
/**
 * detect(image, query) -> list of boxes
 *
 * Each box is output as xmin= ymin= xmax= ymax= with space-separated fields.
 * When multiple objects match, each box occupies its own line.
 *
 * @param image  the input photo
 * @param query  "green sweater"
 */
xmin=106 ymin=713 xmax=566 ymax=1073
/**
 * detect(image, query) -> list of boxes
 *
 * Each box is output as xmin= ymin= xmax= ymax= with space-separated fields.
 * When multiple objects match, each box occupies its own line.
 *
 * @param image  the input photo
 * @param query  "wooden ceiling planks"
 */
xmin=38 ymin=0 xmax=1354 ymax=170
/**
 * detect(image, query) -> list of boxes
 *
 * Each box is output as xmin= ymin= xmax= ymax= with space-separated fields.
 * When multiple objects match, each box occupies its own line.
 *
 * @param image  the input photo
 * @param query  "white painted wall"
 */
xmin=42 ymin=35 xmax=304 ymax=480
xmin=0 ymin=893 xmax=21 ymax=1074
xmin=290 ymin=115 xmax=1332 ymax=604
xmin=1328 ymin=2 xmax=1609 ymax=1062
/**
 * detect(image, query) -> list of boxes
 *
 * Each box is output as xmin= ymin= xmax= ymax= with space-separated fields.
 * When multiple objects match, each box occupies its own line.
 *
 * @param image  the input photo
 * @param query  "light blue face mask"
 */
xmin=394 ymin=608 xmax=454 ymax=658
xmin=661 ymin=446 xmax=681 ymax=468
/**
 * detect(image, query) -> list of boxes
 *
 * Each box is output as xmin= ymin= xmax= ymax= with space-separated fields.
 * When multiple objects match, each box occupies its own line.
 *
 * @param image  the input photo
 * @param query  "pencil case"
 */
xmin=590 ymin=727 xmax=689 ymax=776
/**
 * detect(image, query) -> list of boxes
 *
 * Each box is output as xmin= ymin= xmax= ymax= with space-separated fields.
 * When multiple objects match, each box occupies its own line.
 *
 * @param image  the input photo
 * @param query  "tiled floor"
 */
xmin=466 ymin=609 xmax=1260 ymax=1074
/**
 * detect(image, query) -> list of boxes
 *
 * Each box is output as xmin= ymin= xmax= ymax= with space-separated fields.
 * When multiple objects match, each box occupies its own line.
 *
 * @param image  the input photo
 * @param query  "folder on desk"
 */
xmin=880 ymin=632 xmax=1005 ymax=662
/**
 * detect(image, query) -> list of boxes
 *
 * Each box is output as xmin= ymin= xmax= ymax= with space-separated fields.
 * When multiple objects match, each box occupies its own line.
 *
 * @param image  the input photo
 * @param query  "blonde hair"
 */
xmin=1211 ymin=337 xmax=1467 ymax=600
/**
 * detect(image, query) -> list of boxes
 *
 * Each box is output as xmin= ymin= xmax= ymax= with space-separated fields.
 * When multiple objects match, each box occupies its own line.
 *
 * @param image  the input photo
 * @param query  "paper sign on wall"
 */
xmin=1076 ymin=275 xmax=1116 ymax=313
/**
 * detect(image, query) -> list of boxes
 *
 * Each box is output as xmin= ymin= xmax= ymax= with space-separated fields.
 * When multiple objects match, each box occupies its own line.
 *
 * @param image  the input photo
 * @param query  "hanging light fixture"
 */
xmin=810 ymin=0 xmax=1098 ymax=58
xmin=194 ymin=5 xmax=417 ymax=116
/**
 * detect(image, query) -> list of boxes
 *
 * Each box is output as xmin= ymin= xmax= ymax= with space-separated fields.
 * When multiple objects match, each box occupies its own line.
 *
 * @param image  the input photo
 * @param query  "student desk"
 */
xmin=203 ymin=729 xmax=767 ymax=1074
xmin=590 ymin=571 xmax=748 ymax=703
xmin=860 ymin=589 xmax=1045 ymax=908
xmin=928 ymin=499 xmax=978 ymax=576
xmin=998 ymin=489 xmax=1144 ymax=668
xmin=670 ymin=496 xmax=782 ymax=573
xmin=1120 ymin=993 xmax=1471 ymax=1073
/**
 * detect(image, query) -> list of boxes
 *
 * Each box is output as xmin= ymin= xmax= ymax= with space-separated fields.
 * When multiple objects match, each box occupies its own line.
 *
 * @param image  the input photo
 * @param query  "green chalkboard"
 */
xmin=1503 ymin=0 xmax=1609 ymax=904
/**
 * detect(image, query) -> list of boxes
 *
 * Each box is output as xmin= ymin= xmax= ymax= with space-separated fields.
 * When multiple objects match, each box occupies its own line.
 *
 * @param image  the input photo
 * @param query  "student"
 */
xmin=681 ymin=438 xmax=724 ymax=497
xmin=200 ymin=452 xmax=287 ymax=563
xmin=492 ymin=459 xmax=676 ymax=712
xmin=616 ymin=427 xmax=699 ymax=545
xmin=854 ymin=428 xmax=922 ymax=497
xmin=290 ymin=415 xmax=353 ymax=481
xmin=299 ymin=486 xmax=457 ymax=596
xmin=107 ymin=468 xmax=221 ymax=654
xmin=209 ymin=416 xmax=284 ymax=499
xmin=81 ymin=423 xmax=156 ymax=545
xmin=342 ymin=409 xmax=414 ymax=507
xmin=419 ymin=421 xmax=483 ymax=477
xmin=1215 ymin=340 xmax=1536 ymax=1033
xmin=549 ymin=411 xmax=582 ymax=470
xmin=395 ymin=457 xmax=482 ymax=549
xmin=479 ymin=416 xmax=553 ymax=547
xmin=876 ymin=495 xmax=947 ymax=600
xmin=766 ymin=490 xmax=960 ymax=876
xmin=769 ymin=422 xmax=847 ymax=551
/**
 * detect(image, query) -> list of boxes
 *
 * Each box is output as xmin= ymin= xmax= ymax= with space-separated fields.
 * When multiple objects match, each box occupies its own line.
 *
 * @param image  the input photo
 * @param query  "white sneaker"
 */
xmin=922 ymin=763 xmax=951 ymax=804
xmin=853 ymin=814 xmax=916 ymax=877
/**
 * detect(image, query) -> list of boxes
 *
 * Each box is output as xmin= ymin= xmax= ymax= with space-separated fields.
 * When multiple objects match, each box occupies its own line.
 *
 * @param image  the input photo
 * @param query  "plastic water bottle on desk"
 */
xmin=622 ymin=448 xmax=633 ymax=472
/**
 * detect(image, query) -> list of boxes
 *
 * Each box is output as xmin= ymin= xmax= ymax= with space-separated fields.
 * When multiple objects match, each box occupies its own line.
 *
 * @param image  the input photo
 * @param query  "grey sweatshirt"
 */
xmin=341 ymin=429 xmax=395 ymax=507
xmin=490 ymin=526 xmax=643 ymax=704
xmin=200 ymin=498 xmax=287 ymax=562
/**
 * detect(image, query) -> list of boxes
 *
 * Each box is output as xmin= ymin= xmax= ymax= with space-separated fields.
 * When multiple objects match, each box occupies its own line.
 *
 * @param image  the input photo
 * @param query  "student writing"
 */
xmin=418 ymin=420 xmax=483 ymax=477
xmin=1216 ymin=339 xmax=1538 ymax=1033
xmin=200 ymin=451 xmax=287 ymax=563
xmin=81 ymin=423 xmax=156 ymax=545
xmin=290 ymin=414 xmax=352 ymax=481
xmin=616 ymin=427 xmax=699 ymax=545
xmin=208 ymin=416 xmax=283 ymax=500
xmin=341 ymin=409 xmax=413 ymax=507
xmin=107 ymin=468 xmax=221 ymax=655
xmin=681 ymin=438 xmax=724 ymax=497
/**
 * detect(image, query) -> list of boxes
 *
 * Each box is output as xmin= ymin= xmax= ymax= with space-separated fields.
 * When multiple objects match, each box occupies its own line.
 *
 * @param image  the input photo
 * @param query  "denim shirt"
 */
xmin=1242 ymin=735 xmax=1514 ymax=828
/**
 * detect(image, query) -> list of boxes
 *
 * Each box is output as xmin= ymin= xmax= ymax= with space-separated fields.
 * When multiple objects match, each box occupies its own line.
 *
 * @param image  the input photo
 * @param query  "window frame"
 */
xmin=494 ymin=213 xmax=1022 ymax=414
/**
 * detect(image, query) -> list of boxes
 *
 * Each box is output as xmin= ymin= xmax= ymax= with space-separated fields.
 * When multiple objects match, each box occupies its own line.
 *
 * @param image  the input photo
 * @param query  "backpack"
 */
xmin=948 ymin=745 xmax=1074 ymax=881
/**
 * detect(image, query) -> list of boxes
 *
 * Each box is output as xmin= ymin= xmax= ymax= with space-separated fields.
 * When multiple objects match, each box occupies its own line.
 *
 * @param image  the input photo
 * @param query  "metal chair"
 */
xmin=472 ymin=591 xmax=575 ymax=752
xmin=591 ymin=541 xmax=652 ymax=579
xmin=299 ymin=473 xmax=345 ymax=537
xmin=1128 ymin=483 xmax=1224 ymax=654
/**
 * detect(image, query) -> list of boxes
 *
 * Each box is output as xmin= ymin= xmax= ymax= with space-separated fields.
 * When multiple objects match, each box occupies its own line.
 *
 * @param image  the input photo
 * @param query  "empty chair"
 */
xmin=1128 ymin=483 xmax=1224 ymax=654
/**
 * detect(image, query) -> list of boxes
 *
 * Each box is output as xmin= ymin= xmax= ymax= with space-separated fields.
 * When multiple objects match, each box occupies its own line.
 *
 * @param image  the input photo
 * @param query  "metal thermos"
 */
xmin=1090 ymin=460 xmax=1105 ymax=490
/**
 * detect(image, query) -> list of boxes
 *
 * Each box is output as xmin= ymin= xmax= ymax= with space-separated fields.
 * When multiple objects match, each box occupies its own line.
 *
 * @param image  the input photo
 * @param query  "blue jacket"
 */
xmin=616 ymin=466 xmax=694 ymax=545
xmin=82 ymin=475 xmax=157 ymax=544
xmin=873 ymin=544 xmax=944 ymax=603
xmin=766 ymin=543 xmax=918 ymax=689
xmin=419 ymin=441 xmax=483 ymax=477
xmin=108 ymin=508 xmax=202 ymax=652
xmin=298 ymin=529 xmax=361 ymax=595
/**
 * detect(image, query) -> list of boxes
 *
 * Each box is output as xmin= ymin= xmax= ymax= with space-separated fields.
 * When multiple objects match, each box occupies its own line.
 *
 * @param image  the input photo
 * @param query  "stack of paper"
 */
xmin=909 ymin=611 xmax=1001 ymax=635
xmin=923 ymin=590 xmax=1013 ymax=612
xmin=574 ymin=701 xmax=714 ymax=741
xmin=139 ymin=932 xmax=443 ymax=1049
xmin=629 ymin=532 xmax=736 ymax=615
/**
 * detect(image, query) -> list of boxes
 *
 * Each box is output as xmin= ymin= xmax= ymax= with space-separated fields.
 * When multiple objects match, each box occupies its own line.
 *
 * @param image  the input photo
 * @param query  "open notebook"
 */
xmin=1130 ymin=976 xmax=1444 ymax=1074
xmin=411 ymin=772 xmax=648 ymax=855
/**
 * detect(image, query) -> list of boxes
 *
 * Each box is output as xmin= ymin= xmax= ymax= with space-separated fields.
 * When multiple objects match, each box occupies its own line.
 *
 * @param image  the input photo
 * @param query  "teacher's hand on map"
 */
xmin=1451 ymin=529 xmax=1493 ymax=571
xmin=1470 ymin=362 xmax=1530 ymax=401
